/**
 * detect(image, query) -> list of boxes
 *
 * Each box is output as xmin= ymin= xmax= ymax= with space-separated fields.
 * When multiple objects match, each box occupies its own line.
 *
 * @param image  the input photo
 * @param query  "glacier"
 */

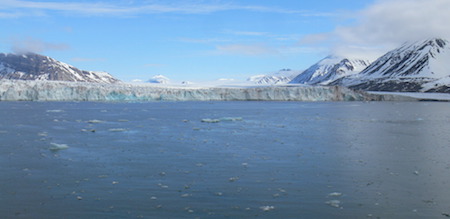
xmin=0 ymin=79 xmax=415 ymax=102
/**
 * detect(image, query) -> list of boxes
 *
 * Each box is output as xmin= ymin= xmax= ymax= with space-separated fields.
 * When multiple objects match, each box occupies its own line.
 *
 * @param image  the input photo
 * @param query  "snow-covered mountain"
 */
xmin=247 ymin=69 xmax=300 ymax=85
xmin=147 ymin=74 xmax=170 ymax=84
xmin=336 ymin=38 xmax=450 ymax=92
xmin=289 ymin=56 xmax=371 ymax=85
xmin=0 ymin=53 xmax=119 ymax=83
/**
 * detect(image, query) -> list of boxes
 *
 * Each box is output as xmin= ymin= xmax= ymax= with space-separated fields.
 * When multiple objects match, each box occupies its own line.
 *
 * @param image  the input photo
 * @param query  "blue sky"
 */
xmin=0 ymin=0 xmax=448 ymax=83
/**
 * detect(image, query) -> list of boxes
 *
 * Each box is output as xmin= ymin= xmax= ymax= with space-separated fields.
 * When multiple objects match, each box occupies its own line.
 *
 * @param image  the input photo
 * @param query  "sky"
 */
xmin=0 ymin=0 xmax=449 ymax=83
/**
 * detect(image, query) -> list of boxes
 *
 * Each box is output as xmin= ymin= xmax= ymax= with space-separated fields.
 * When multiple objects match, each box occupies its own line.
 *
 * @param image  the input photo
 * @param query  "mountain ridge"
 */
xmin=289 ymin=56 xmax=371 ymax=85
xmin=247 ymin=69 xmax=299 ymax=85
xmin=335 ymin=38 xmax=450 ymax=92
xmin=0 ymin=52 xmax=119 ymax=84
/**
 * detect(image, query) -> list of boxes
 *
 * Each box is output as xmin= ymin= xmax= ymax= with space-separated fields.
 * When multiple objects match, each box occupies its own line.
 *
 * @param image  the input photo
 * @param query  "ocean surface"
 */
xmin=1 ymin=101 xmax=450 ymax=218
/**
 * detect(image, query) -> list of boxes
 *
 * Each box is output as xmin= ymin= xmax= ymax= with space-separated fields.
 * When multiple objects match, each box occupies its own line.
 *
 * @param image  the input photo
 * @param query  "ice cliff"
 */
xmin=0 ymin=80 xmax=413 ymax=102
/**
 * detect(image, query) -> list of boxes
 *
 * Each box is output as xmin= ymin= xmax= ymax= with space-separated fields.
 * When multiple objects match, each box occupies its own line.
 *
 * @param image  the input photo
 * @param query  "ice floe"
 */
xmin=260 ymin=206 xmax=275 ymax=212
xmin=325 ymin=200 xmax=341 ymax=208
xmin=49 ymin=143 xmax=69 ymax=151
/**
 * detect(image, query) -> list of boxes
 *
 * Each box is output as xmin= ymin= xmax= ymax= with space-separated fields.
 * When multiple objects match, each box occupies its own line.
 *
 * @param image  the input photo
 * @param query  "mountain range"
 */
xmin=0 ymin=53 xmax=119 ymax=83
xmin=247 ymin=69 xmax=300 ymax=85
xmin=290 ymin=38 xmax=450 ymax=93
xmin=341 ymin=38 xmax=450 ymax=92
xmin=1 ymin=38 xmax=449 ymax=93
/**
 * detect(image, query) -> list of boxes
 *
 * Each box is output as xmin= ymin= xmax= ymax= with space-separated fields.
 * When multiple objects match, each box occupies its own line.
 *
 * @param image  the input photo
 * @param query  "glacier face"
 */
xmin=0 ymin=79 xmax=411 ymax=102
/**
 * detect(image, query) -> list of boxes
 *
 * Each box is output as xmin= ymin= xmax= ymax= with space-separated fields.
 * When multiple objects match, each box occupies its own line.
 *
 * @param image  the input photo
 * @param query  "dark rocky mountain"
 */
xmin=0 ymin=53 xmax=119 ymax=83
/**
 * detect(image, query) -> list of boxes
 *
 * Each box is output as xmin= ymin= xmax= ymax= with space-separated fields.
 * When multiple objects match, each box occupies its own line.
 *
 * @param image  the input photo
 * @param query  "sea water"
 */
xmin=1 ymin=101 xmax=450 ymax=218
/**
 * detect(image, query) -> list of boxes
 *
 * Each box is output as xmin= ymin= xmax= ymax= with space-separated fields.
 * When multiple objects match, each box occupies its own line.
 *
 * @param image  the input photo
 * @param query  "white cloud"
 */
xmin=178 ymin=37 xmax=231 ymax=44
xmin=215 ymin=44 xmax=277 ymax=56
xmin=224 ymin=30 xmax=269 ymax=37
xmin=0 ymin=0 xmax=334 ymax=17
xmin=10 ymin=37 xmax=70 ymax=54
xmin=300 ymin=0 xmax=450 ymax=60
xmin=336 ymin=0 xmax=450 ymax=46
xmin=299 ymin=33 xmax=332 ymax=45
xmin=71 ymin=57 xmax=106 ymax=62
xmin=213 ymin=43 xmax=326 ymax=57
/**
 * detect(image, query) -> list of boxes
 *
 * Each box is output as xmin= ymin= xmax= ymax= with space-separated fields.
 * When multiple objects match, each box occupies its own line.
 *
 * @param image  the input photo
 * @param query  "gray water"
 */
xmin=1 ymin=101 xmax=450 ymax=219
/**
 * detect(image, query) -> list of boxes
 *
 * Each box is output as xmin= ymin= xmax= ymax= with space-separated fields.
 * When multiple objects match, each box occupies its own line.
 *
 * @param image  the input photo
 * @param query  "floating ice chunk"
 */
xmin=49 ymin=143 xmax=69 ymax=151
xmin=201 ymin=118 xmax=220 ymax=123
xmin=325 ymin=200 xmax=341 ymax=208
xmin=201 ymin=117 xmax=243 ymax=123
xmin=46 ymin=110 xmax=64 ymax=113
xmin=108 ymin=128 xmax=127 ymax=132
xmin=260 ymin=206 xmax=275 ymax=212
xmin=38 ymin=132 xmax=48 ymax=137
xmin=87 ymin=120 xmax=104 ymax=124
xmin=81 ymin=129 xmax=96 ymax=132
xmin=229 ymin=176 xmax=239 ymax=182
xmin=328 ymin=192 xmax=343 ymax=197
xmin=157 ymin=183 xmax=169 ymax=189
xmin=219 ymin=117 xmax=243 ymax=122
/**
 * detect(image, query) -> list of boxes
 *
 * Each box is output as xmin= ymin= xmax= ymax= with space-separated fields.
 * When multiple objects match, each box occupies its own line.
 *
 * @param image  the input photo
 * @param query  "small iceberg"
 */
xmin=46 ymin=110 xmax=64 ymax=113
xmin=201 ymin=117 xmax=243 ymax=123
xmin=325 ymin=200 xmax=341 ymax=208
xmin=49 ymin=143 xmax=69 ymax=152
xmin=260 ymin=206 xmax=275 ymax=212
xmin=201 ymin=119 xmax=220 ymax=123
xmin=328 ymin=192 xmax=343 ymax=197
xmin=108 ymin=128 xmax=127 ymax=132
xmin=87 ymin=120 xmax=104 ymax=124
xmin=220 ymin=117 xmax=243 ymax=122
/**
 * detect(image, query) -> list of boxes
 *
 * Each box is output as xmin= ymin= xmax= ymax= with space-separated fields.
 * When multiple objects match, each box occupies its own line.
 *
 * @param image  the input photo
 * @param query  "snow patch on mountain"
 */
xmin=337 ymin=38 xmax=450 ymax=92
xmin=247 ymin=69 xmax=300 ymax=85
xmin=147 ymin=75 xmax=170 ymax=84
xmin=0 ymin=53 xmax=119 ymax=83
xmin=289 ymin=56 xmax=371 ymax=85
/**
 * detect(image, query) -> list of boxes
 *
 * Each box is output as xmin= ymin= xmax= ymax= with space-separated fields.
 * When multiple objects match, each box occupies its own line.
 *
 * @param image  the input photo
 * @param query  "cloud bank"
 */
xmin=303 ymin=0 xmax=450 ymax=60
xmin=215 ymin=44 xmax=276 ymax=56
xmin=10 ymin=37 xmax=70 ymax=54
xmin=337 ymin=0 xmax=450 ymax=46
